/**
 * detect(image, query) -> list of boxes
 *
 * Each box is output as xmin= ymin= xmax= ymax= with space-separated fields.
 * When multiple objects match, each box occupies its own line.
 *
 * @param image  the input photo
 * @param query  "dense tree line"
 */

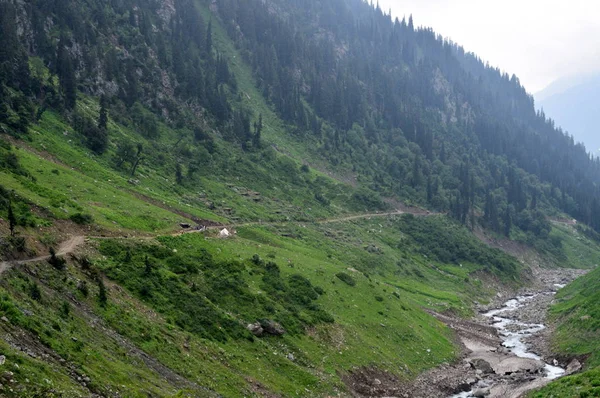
xmin=1 ymin=0 xmax=600 ymax=238
xmin=212 ymin=0 xmax=600 ymax=235
xmin=0 ymin=0 xmax=248 ymax=150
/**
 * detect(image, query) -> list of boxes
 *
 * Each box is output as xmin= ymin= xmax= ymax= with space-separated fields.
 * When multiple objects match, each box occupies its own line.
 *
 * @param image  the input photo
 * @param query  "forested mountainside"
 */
xmin=3 ymin=0 xmax=600 ymax=240
xmin=214 ymin=0 xmax=600 ymax=230
xmin=1 ymin=0 xmax=600 ymax=396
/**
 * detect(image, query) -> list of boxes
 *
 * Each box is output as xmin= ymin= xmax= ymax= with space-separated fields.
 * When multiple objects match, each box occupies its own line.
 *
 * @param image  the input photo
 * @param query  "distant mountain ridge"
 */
xmin=537 ymin=73 xmax=600 ymax=154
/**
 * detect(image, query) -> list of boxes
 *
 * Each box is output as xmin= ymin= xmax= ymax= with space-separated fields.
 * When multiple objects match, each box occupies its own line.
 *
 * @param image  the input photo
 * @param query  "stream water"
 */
xmin=450 ymin=293 xmax=566 ymax=398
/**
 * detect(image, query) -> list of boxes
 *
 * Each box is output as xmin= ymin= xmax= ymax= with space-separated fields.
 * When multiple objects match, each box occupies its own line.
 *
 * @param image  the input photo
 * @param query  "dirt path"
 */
xmin=187 ymin=207 xmax=435 ymax=234
xmin=1 ymin=208 xmax=434 ymax=276
xmin=0 ymin=236 xmax=85 ymax=276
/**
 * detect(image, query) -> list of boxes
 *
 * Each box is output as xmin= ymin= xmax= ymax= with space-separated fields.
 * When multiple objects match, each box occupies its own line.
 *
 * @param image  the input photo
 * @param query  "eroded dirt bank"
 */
xmin=344 ymin=267 xmax=587 ymax=398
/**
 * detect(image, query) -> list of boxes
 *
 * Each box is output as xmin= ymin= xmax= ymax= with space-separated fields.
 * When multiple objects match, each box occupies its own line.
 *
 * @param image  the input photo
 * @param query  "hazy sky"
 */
xmin=377 ymin=0 xmax=600 ymax=94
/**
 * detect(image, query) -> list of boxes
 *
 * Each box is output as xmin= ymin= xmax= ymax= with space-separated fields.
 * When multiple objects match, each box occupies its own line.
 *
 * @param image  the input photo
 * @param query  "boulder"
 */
xmin=495 ymin=357 xmax=544 ymax=375
xmin=471 ymin=358 xmax=494 ymax=374
xmin=566 ymin=359 xmax=582 ymax=375
xmin=260 ymin=320 xmax=285 ymax=336
xmin=473 ymin=387 xmax=490 ymax=397
xmin=247 ymin=322 xmax=263 ymax=337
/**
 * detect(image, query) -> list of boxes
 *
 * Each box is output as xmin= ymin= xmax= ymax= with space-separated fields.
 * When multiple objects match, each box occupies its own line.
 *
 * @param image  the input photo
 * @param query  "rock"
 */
xmin=454 ymin=381 xmax=471 ymax=393
xmin=373 ymin=378 xmax=382 ymax=385
xmin=260 ymin=320 xmax=285 ymax=336
xmin=0 ymin=356 xmax=5 ymax=366
xmin=495 ymin=357 xmax=544 ymax=375
xmin=287 ymin=353 xmax=295 ymax=361
xmin=246 ymin=323 xmax=263 ymax=337
xmin=471 ymin=358 xmax=494 ymax=374
xmin=473 ymin=387 xmax=490 ymax=397
xmin=0 ymin=317 xmax=8 ymax=323
xmin=566 ymin=359 xmax=582 ymax=375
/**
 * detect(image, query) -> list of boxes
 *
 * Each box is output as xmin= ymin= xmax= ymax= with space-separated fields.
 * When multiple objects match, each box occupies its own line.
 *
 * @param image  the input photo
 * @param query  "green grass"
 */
xmin=0 ymin=1 xmax=581 ymax=396
xmin=0 ymin=211 xmax=520 ymax=396
xmin=528 ymin=255 xmax=600 ymax=397
xmin=529 ymin=368 xmax=600 ymax=398
xmin=548 ymin=266 xmax=600 ymax=367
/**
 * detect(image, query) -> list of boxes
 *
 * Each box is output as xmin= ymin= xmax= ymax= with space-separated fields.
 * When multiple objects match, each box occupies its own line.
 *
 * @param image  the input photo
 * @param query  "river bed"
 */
xmin=450 ymin=293 xmax=565 ymax=398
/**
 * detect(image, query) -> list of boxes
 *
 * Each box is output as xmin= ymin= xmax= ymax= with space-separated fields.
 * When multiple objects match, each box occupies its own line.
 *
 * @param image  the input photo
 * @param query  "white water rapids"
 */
xmin=450 ymin=293 xmax=566 ymax=398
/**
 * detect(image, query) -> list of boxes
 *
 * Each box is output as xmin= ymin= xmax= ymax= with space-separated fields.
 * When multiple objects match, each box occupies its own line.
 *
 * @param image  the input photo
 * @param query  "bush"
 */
xmin=314 ymin=192 xmax=330 ymax=206
xmin=69 ymin=212 xmax=93 ymax=225
xmin=48 ymin=247 xmax=66 ymax=270
xmin=336 ymin=272 xmax=356 ymax=286
xmin=350 ymin=188 xmax=387 ymax=211
xmin=77 ymin=281 xmax=89 ymax=297
xmin=29 ymin=282 xmax=42 ymax=301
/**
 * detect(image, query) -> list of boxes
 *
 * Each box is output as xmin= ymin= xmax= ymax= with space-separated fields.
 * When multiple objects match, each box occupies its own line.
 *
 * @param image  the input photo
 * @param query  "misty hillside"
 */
xmin=1 ymin=0 xmax=600 ymax=396
xmin=537 ymin=74 xmax=600 ymax=155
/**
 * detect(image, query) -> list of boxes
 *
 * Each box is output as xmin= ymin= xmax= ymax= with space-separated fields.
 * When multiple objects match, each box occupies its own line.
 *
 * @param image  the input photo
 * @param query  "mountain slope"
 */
xmin=0 ymin=0 xmax=599 ymax=396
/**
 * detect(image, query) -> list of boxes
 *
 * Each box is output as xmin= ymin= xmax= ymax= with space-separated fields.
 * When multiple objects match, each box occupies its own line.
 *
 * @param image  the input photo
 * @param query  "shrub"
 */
xmin=335 ymin=272 xmax=356 ymax=286
xmin=77 ymin=281 xmax=89 ymax=297
xmin=48 ymin=247 xmax=66 ymax=270
xmin=29 ymin=282 xmax=42 ymax=301
xmin=97 ymin=278 xmax=107 ymax=307
xmin=69 ymin=213 xmax=93 ymax=225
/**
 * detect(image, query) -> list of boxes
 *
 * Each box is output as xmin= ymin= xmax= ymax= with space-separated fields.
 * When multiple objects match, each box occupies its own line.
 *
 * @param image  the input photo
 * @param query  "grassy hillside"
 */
xmin=1 ymin=0 xmax=600 ymax=396
xmin=0 ymin=211 xmax=525 ymax=397
xmin=529 ymin=264 xmax=600 ymax=398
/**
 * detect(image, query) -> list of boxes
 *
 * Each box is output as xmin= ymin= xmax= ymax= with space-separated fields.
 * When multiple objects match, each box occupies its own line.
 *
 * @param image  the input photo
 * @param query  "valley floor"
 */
xmin=351 ymin=267 xmax=587 ymax=398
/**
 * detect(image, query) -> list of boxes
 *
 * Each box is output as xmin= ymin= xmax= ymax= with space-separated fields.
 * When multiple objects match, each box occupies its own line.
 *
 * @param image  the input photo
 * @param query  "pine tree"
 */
xmin=175 ymin=163 xmax=183 ymax=185
xmin=57 ymin=37 xmax=77 ymax=110
xmin=144 ymin=255 xmax=152 ymax=275
xmin=7 ymin=200 xmax=16 ymax=237
xmin=130 ymin=144 xmax=144 ymax=177
xmin=98 ymin=95 xmax=108 ymax=131
xmin=253 ymin=113 xmax=263 ymax=148
xmin=98 ymin=277 xmax=107 ymax=307
xmin=504 ymin=206 xmax=512 ymax=237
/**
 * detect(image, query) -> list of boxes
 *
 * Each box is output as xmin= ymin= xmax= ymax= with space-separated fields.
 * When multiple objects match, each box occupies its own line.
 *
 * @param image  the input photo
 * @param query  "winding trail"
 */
xmin=0 ymin=208 xmax=433 ymax=276
xmin=194 ymin=208 xmax=433 ymax=232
